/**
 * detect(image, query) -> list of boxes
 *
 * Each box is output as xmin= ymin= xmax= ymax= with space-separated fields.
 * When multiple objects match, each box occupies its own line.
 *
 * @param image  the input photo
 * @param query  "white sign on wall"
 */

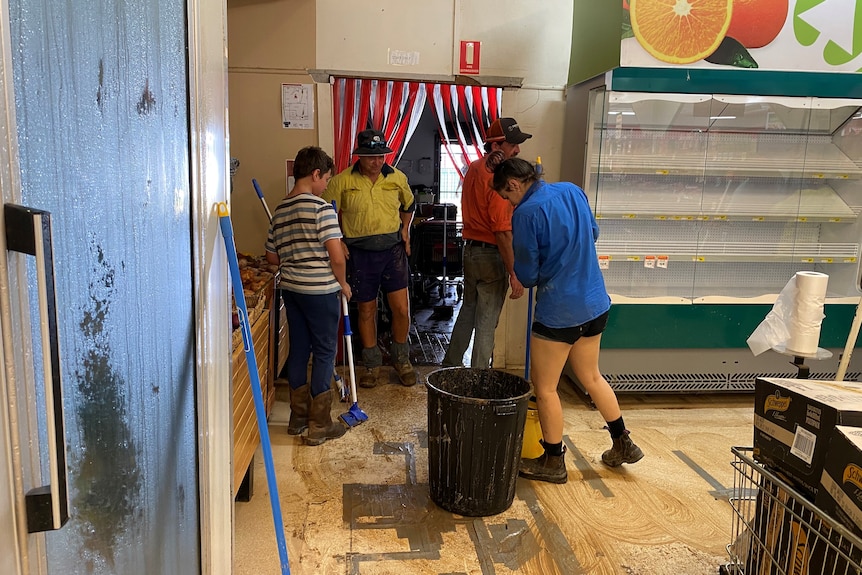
xmin=281 ymin=84 xmax=314 ymax=129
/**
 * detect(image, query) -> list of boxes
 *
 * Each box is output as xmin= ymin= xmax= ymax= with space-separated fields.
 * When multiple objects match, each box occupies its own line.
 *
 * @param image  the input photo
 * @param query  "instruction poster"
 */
xmin=281 ymin=83 xmax=314 ymax=129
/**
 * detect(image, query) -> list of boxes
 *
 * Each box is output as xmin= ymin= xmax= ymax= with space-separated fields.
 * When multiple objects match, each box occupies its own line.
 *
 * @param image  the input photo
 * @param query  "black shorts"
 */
xmin=532 ymin=310 xmax=609 ymax=345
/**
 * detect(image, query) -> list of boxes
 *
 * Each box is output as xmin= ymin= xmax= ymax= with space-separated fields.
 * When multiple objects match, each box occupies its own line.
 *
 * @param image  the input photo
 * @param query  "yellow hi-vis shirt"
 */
xmin=323 ymin=163 xmax=414 ymax=240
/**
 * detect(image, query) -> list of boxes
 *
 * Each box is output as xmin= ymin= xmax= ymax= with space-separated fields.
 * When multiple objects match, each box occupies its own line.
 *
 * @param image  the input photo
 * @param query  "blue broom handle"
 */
xmin=218 ymin=203 xmax=290 ymax=574
xmin=252 ymin=178 xmax=273 ymax=223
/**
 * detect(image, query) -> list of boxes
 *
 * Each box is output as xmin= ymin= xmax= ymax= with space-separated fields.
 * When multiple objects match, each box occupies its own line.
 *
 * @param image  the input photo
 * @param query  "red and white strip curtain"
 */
xmin=332 ymin=78 xmax=428 ymax=172
xmin=426 ymin=84 xmax=502 ymax=181
xmin=331 ymin=78 xmax=502 ymax=178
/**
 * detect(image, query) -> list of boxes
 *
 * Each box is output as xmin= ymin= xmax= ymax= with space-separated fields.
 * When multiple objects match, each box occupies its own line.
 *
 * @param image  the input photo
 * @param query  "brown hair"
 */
xmin=293 ymin=146 xmax=334 ymax=180
xmin=492 ymin=157 xmax=537 ymax=192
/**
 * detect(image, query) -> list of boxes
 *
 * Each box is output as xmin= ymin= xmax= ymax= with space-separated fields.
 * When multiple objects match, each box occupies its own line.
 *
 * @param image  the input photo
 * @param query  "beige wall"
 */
xmin=228 ymin=0 xmax=576 ymax=370
xmin=228 ymin=0 xmax=319 ymax=254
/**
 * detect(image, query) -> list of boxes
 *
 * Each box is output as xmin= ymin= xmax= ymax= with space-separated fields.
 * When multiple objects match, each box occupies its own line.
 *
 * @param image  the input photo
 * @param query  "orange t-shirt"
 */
xmin=459 ymin=156 xmax=512 ymax=245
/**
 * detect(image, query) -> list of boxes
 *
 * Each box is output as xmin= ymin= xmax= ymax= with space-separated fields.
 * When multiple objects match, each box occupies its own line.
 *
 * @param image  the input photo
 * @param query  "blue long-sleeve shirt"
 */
xmin=512 ymin=180 xmax=611 ymax=329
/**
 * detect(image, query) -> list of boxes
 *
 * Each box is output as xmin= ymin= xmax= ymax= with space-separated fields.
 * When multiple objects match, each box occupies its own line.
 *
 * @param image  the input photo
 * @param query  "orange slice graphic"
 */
xmin=631 ymin=0 xmax=733 ymax=64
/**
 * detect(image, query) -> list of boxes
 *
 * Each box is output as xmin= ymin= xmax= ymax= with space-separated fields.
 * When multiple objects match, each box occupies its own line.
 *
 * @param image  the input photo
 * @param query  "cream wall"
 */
xmin=228 ymin=0 xmax=575 ymax=371
xmin=228 ymin=0 xmax=319 ymax=254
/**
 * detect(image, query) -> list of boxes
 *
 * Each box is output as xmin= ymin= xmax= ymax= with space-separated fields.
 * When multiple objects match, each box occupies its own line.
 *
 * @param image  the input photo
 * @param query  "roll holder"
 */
xmin=771 ymin=343 xmax=833 ymax=379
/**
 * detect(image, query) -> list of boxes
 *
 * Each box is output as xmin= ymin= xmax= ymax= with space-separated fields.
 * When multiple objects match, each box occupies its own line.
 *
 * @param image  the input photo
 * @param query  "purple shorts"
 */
xmin=348 ymin=243 xmax=410 ymax=303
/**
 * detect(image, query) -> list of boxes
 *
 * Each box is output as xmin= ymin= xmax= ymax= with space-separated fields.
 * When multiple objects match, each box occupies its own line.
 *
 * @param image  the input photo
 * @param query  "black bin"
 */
xmin=426 ymin=368 xmax=531 ymax=516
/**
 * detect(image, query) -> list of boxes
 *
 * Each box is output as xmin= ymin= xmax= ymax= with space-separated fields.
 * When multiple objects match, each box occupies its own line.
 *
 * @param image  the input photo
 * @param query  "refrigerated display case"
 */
xmin=564 ymin=85 xmax=862 ymax=392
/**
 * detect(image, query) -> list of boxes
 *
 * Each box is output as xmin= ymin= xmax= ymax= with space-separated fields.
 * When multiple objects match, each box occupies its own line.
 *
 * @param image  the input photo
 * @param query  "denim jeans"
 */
xmin=282 ymin=289 xmax=340 ymax=397
xmin=442 ymin=244 xmax=508 ymax=368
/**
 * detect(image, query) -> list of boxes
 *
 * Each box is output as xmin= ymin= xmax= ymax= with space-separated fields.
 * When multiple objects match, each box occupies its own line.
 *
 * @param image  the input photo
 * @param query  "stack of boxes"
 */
xmin=749 ymin=377 xmax=862 ymax=572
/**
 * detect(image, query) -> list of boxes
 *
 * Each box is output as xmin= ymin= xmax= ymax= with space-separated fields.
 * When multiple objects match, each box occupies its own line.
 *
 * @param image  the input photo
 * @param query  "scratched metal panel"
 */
xmin=10 ymin=0 xmax=198 ymax=573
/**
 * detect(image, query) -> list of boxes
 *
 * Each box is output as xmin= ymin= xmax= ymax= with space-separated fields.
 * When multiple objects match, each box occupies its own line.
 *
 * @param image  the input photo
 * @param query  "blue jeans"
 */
xmin=442 ymin=244 xmax=508 ymax=368
xmin=282 ymin=289 xmax=340 ymax=397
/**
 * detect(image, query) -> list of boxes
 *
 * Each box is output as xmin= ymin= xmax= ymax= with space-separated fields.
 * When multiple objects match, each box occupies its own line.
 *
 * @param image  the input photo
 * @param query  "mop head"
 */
xmin=339 ymin=403 xmax=368 ymax=427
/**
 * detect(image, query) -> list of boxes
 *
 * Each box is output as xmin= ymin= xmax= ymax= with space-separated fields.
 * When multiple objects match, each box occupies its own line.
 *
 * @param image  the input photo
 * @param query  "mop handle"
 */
xmin=252 ymin=178 xmax=273 ymax=223
xmin=217 ymin=203 xmax=291 ymax=575
xmin=525 ymin=287 xmax=533 ymax=381
xmin=341 ymin=293 xmax=359 ymax=402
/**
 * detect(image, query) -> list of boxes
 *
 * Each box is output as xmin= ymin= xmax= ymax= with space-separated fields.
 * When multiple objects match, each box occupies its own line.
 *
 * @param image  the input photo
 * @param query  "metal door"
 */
xmin=0 ymin=0 xmax=223 ymax=572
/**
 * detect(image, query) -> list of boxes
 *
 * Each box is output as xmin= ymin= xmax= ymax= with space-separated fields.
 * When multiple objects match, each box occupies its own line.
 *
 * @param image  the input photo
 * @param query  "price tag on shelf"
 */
xmin=657 ymin=255 xmax=668 ymax=269
xmin=644 ymin=255 xmax=656 ymax=268
xmin=839 ymin=174 xmax=849 ymax=179
xmin=845 ymin=258 xmax=858 ymax=263
xmin=623 ymin=214 xmax=637 ymax=219
xmin=821 ymin=258 xmax=834 ymax=263
xmin=752 ymin=217 xmax=764 ymax=222
xmin=812 ymin=173 xmax=825 ymax=178
xmin=800 ymin=258 xmax=814 ymax=263
xmin=654 ymin=215 xmax=667 ymax=220
xmin=626 ymin=256 xmax=641 ymax=261
xmin=598 ymin=255 xmax=610 ymax=269
xmin=714 ymin=215 xmax=727 ymax=220
xmin=655 ymin=169 xmax=669 ymax=175
xmin=797 ymin=217 xmax=807 ymax=222
xmin=697 ymin=216 xmax=709 ymax=220
xmin=829 ymin=218 xmax=842 ymax=222
xmin=694 ymin=256 xmax=706 ymax=262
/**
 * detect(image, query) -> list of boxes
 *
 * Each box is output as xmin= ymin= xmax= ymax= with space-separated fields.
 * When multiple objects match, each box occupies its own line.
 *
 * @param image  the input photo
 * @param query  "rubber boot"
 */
xmin=601 ymin=430 xmax=644 ymax=467
xmin=391 ymin=341 xmax=417 ymax=387
xmin=305 ymin=390 xmax=347 ymax=446
xmin=518 ymin=441 xmax=568 ymax=484
xmin=287 ymin=384 xmax=309 ymax=435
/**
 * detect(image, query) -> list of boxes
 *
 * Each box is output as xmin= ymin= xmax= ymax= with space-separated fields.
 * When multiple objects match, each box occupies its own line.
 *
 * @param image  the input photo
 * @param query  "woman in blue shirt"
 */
xmin=492 ymin=158 xmax=643 ymax=484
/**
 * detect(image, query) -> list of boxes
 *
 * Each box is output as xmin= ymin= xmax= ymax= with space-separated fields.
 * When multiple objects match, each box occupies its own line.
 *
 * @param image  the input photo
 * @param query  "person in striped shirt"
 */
xmin=266 ymin=146 xmax=352 ymax=446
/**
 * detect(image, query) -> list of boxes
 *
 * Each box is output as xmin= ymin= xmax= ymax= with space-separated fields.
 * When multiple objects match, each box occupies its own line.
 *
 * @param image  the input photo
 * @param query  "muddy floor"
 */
xmin=234 ymin=367 xmax=752 ymax=574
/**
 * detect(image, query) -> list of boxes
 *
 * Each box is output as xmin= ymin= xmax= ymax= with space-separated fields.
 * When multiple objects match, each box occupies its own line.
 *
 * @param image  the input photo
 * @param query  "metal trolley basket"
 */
xmin=721 ymin=446 xmax=862 ymax=575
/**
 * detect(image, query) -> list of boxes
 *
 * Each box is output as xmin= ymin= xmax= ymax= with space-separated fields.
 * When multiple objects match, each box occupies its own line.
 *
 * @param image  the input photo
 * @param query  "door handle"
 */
xmin=5 ymin=204 xmax=69 ymax=533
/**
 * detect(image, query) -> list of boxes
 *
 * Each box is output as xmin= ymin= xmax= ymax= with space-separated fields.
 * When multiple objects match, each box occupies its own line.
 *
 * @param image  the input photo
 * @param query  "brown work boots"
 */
xmin=601 ymin=431 xmax=644 ymax=467
xmin=304 ymin=389 xmax=347 ymax=446
xmin=518 ymin=441 xmax=568 ymax=484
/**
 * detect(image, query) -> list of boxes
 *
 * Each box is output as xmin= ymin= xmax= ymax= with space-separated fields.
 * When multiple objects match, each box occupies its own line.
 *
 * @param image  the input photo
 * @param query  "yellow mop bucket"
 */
xmin=521 ymin=398 xmax=544 ymax=459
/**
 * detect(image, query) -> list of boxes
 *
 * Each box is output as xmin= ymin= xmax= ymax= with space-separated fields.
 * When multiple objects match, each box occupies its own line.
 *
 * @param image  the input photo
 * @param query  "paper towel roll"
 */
xmin=786 ymin=271 xmax=828 ymax=355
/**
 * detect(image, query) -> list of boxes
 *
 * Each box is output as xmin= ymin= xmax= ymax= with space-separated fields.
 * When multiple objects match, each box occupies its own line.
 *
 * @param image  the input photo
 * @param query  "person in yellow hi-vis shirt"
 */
xmin=323 ymin=129 xmax=417 ymax=388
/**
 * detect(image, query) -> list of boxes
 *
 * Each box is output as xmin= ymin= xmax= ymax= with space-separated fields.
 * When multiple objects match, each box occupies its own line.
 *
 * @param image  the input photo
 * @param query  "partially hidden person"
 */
xmin=322 ymin=129 xmax=417 ymax=388
xmin=491 ymin=157 xmax=644 ymax=484
xmin=266 ymin=146 xmax=351 ymax=446
xmin=442 ymin=117 xmax=527 ymax=369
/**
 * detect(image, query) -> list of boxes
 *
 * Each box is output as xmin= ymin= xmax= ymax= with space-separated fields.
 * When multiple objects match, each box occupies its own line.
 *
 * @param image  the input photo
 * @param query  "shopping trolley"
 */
xmin=720 ymin=446 xmax=862 ymax=575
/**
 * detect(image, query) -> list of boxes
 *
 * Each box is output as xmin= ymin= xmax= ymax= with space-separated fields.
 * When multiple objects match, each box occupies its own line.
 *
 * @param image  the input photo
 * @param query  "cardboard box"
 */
xmin=816 ymin=425 xmax=862 ymax=541
xmin=746 ymin=472 xmax=862 ymax=574
xmin=754 ymin=377 xmax=862 ymax=499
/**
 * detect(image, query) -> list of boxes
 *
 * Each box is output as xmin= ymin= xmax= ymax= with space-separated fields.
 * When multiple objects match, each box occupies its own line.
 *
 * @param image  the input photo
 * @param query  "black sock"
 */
xmin=543 ymin=441 xmax=564 ymax=456
xmin=607 ymin=417 xmax=626 ymax=439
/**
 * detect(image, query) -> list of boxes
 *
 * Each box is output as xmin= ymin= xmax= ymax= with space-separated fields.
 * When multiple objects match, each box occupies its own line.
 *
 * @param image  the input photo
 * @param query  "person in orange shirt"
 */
xmin=442 ymin=118 xmax=528 ymax=368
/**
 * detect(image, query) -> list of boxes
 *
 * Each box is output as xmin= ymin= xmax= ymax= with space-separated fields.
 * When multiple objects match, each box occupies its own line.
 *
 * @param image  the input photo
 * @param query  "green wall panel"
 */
xmin=604 ymin=304 xmax=859 ymax=349
xmin=609 ymin=67 xmax=862 ymax=99
xmin=569 ymin=0 xmax=622 ymax=86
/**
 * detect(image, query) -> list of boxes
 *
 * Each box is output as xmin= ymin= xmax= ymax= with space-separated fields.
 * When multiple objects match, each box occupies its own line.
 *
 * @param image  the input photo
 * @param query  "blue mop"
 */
xmin=339 ymin=293 xmax=368 ymax=426
xmin=218 ymin=202 xmax=291 ymax=575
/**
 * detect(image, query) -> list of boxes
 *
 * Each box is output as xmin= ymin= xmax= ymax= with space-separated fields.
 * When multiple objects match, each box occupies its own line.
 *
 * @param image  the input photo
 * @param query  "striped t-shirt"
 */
xmin=265 ymin=193 xmax=343 ymax=295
